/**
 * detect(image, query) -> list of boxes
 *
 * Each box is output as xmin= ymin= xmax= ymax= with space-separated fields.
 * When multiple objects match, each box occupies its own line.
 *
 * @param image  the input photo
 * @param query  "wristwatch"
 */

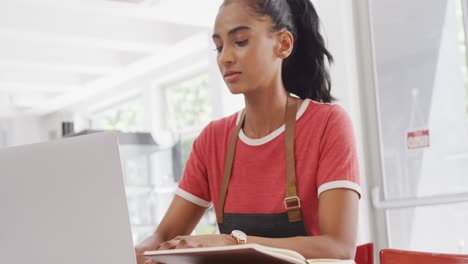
xmin=230 ymin=230 xmax=247 ymax=244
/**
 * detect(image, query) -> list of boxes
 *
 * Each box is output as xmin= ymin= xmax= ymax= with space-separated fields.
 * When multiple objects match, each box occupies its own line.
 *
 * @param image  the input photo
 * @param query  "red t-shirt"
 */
xmin=176 ymin=99 xmax=361 ymax=236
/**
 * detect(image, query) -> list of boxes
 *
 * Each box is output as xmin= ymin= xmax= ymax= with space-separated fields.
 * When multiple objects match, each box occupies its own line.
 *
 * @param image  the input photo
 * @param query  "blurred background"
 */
xmin=1 ymin=0 xmax=468 ymax=261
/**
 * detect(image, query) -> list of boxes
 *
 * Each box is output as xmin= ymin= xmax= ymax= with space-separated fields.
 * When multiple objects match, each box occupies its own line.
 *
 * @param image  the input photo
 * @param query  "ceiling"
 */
xmin=0 ymin=0 xmax=222 ymax=117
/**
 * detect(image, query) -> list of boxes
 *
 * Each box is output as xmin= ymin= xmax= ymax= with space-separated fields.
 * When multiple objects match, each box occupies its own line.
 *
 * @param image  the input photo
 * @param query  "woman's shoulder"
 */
xmin=300 ymin=99 xmax=356 ymax=144
xmin=302 ymin=99 xmax=350 ymax=122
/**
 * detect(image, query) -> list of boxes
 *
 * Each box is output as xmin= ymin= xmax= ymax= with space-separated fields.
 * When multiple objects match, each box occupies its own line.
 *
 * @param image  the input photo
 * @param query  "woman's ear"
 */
xmin=276 ymin=30 xmax=294 ymax=59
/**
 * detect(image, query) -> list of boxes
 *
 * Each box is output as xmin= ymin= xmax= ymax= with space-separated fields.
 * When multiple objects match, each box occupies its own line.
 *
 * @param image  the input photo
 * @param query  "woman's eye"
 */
xmin=213 ymin=40 xmax=247 ymax=53
xmin=235 ymin=40 xmax=249 ymax=46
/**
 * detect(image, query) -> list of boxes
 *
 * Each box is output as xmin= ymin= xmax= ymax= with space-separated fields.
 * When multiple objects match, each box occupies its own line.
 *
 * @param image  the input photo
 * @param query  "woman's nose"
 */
xmin=219 ymin=46 xmax=236 ymax=66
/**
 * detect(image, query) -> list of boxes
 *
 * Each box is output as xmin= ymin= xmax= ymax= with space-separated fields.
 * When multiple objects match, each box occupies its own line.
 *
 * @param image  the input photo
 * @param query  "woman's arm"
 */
xmin=157 ymin=188 xmax=359 ymax=260
xmin=135 ymin=195 xmax=207 ymax=264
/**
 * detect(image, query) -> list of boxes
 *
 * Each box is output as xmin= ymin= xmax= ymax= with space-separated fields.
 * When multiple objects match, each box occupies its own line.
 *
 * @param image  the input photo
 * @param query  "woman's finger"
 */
xmin=157 ymin=239 xmax=179 ymax=250
xmin=175 ymin=238 xmax=195 ymax=249
xmin=144 ymin=257 xmax=164 ymax=264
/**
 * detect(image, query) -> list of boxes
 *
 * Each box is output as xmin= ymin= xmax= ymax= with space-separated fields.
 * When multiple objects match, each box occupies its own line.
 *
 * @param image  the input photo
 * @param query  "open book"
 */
xmin=144 ymin=243 xmax=355 ymax=264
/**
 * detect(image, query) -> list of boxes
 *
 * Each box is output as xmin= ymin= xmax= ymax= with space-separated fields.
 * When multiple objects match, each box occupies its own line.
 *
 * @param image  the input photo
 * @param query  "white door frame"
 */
xmin=352 ymin=0 xmax=390 ymax=257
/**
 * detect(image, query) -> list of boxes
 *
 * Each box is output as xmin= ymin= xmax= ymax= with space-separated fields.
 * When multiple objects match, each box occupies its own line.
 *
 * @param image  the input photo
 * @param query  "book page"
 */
xmin=251 ymin=244 xmax=306 ymax=263
xmin=144 ymin=244 xmax=354 ymax=264
xmin=144 ymin=244 xmax=306 ymax=264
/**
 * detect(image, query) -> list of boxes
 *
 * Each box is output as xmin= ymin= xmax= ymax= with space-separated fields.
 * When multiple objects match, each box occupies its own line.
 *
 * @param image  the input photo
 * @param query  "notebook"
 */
xmin=0 ymin=132 xmax=136 ymax=264
xmin=144 ymin=243 xmax=355 ymax=264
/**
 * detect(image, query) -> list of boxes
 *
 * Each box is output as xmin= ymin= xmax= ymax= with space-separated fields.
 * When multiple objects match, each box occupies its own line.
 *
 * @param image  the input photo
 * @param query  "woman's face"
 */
xmin=212 ymin=1 xmax=283 ymax=95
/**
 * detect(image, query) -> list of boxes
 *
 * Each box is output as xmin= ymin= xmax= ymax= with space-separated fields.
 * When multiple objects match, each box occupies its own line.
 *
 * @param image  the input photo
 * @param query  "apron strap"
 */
xmin=284 ymin=96 xmax=302 ymax=222
xmin=216 ymin=109 xmax=245 ymax=224
xmin=216 ymin=95 xmax=302 ymax=224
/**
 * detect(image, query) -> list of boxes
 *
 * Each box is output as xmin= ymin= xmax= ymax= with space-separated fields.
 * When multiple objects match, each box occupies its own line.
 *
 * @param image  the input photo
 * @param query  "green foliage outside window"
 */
xmin=92 ymin=99 xmax=145 ymax=132
xmin=167 ymin=75 xmax=212 ymax=131
xmin=166 ymin=75 xmax=212 ymax=166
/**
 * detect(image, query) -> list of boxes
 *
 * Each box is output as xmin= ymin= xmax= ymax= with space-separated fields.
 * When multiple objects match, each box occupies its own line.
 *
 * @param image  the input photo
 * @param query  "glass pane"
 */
xmin=457 ymin=0 xmax=468 ymax=122
xmin=159 ymin=74 xmax=218 ymax=236
xmin=91 ymin=97 xmax=145 ymax=132
xmin=0 ymin=129 xmax=6 ymax=147
xmin=193 ymin=207 xmax=218 ymax=235
xmin=370 ymin=0 xmax=468 ymax=253
xmin=126 ymin=186 xmax=155 ymax=226
xmin=131 ymin=225 xmax=156 ymax=245
xmin=180 ymin=134 xmax=196 ymax=167
xmin=388 ymin=202 xmax=468 ymax=253
xmin=150 ymin=149 xmax=173 ymax=184
xmin=166 ymin=75 xmax=212 ymax=131
xmin=371 ymin=0 xmax=468 ymax=200
xmin=122 ymin=155 xmax=150 ymax=186
xmin=151 ymin=186 xmax=177 ymax=224
xmin=150 ymin=150 xmax=177 ymax=224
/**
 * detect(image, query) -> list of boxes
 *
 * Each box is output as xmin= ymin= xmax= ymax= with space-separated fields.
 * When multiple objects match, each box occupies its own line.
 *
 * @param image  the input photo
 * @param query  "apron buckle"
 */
xmin=284 ymin=196 xmax=301 ymax=210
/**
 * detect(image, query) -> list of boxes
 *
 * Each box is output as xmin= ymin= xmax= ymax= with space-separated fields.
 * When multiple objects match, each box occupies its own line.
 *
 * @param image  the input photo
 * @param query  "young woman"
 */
xmin=136 ymin=0 xmax=360 ymax=262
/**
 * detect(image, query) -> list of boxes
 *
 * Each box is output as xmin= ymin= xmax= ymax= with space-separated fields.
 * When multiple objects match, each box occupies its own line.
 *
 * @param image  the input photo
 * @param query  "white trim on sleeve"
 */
xmin=318 ymin=180 xmax=362 ymax=199
xmin=175 ymin=187 xmax=212 ymax=208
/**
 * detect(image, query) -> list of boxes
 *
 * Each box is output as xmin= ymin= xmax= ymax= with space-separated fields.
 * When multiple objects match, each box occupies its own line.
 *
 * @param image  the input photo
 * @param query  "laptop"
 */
xmin=0 ymin=132 xmax=136 ymax=264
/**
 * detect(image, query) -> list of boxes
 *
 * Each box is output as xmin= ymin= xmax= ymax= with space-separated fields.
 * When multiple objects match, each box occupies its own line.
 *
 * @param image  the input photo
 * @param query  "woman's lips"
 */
xmin=224 ymin=71 xmax=242 ymax=82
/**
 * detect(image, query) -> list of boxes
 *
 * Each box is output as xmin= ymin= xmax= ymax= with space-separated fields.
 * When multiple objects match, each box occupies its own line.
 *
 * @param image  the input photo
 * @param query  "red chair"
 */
xmin=355 ymin=243 xmax=374 ymax=264
xmin=380 ymin=248 xmax=468 ymax=264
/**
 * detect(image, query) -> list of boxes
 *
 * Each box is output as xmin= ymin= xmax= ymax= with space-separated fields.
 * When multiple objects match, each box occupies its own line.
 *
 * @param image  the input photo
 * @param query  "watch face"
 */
xmin=232 ymin=230 xmax=247 ymax=241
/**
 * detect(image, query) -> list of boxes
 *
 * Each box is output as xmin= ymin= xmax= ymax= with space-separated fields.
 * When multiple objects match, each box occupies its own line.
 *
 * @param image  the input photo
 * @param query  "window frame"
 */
xmin=459 ymin=0 xmax=468 ymax=124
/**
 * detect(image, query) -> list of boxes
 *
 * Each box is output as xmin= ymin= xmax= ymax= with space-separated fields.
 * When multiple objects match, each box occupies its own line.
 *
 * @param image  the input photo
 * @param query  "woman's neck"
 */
xmin=242 ymin=85 xmax=291 ymax=139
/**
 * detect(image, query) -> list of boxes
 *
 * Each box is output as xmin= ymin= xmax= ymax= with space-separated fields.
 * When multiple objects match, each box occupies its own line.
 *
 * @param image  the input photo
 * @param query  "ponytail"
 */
xmin=222 ymin=0 xmax=335 ymax=102
xmin=283 ymin=0 xmax=335 ymax=102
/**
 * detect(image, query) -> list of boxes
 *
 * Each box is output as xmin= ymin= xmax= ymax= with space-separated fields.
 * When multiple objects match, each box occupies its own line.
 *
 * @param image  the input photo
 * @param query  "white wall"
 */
xmin=0 ymin=116 xmax=45 ymax=147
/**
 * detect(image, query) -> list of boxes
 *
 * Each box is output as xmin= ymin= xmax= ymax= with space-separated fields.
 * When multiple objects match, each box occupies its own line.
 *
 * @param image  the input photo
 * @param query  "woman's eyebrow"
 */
xmin=212 ymin=25 xmax=252 ymax=39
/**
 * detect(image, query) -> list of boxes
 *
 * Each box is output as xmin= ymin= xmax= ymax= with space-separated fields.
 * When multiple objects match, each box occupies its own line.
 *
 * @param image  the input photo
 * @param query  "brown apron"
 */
xmin=216 ymin=95 xmax=308 ymax=238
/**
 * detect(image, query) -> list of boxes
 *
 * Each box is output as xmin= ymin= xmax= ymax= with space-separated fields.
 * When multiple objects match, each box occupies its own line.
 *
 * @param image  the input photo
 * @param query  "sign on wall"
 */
xmin=407 ymin=129 xmax=430 ymax=150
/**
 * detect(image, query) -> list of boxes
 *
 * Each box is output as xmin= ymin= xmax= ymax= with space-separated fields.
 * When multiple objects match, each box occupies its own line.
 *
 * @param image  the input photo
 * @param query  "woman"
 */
xmin=136 ymin=0 xmax=360 ymax=262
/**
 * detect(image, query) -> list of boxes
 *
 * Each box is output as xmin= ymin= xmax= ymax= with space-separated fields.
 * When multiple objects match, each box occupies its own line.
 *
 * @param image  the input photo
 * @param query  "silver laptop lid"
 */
xmin=0 ymin=132 xmax=136 ymax=264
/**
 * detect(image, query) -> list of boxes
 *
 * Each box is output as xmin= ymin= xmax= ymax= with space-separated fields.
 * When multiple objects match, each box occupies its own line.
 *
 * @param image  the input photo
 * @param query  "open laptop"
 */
xmin=0 ymin=132 xmax=136 ymax=264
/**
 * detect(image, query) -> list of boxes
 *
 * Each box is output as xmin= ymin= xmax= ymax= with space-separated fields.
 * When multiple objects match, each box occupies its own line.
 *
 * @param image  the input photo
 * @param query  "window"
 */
xmin=370 ymin=0 xmax=468 ymax=253
xmin=87 ymin=94 xmax=157 ymax=243
xmin=90 ymin=96 xmax=145 ymax=132
xmin=165 ymin=74 xmax=212 ymax=165
xmin=165 ymin=74 xmax=217 ymax=235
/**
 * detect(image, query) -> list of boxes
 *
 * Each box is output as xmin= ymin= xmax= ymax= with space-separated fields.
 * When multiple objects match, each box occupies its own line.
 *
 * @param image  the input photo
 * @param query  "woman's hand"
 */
xmin=135 ymin=246 xmax=148 ymax=264
xmin=157 ymin=234 xmax=237 ymax=250
xmin=140 ymin=234 xmax=237 ymax=264
xmin=134 ymin=196 xmax=209 ymax=264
